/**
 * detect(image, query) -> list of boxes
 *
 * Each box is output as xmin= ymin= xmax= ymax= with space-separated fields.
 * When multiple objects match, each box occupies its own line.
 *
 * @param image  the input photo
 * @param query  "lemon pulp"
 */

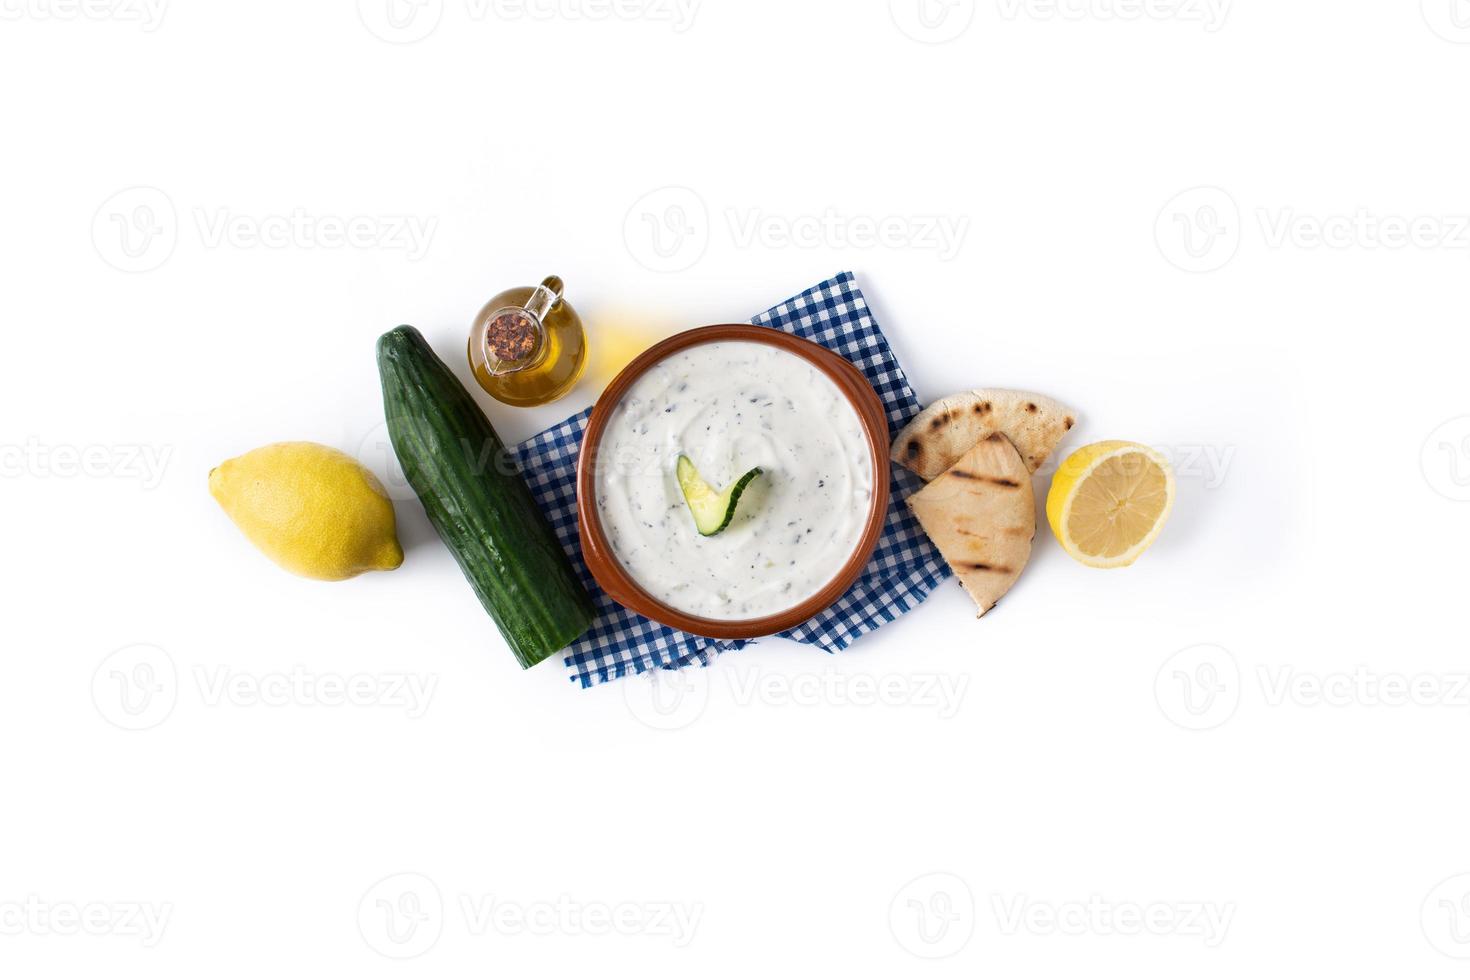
xmin=1047 ymin=441 xmax=1174 ymax=568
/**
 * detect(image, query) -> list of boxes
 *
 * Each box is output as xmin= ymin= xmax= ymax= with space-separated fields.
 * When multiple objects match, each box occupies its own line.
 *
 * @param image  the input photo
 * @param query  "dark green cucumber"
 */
xmin=376 ymin=325 xmax=594 ymax=668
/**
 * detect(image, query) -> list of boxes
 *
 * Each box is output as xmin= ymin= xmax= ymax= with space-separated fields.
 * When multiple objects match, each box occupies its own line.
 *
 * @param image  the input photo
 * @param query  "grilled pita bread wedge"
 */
xmin=892 ymin=389 xmax=1076 ymax=480
xmin=907 ymin=432 xmax=1035 ymax=618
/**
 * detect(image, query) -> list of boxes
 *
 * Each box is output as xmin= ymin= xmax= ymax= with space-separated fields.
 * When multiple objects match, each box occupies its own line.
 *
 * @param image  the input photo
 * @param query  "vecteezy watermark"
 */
xmin=355 ymin=418 xmax=524 ymax=503
xmin=1067 ymin=443 xmax=1230 ymax=490
xmin=990 ymin=894 xmax=1234 ymax=947
xmin=92 ymin=186 xmax=437 ymax=272
xmin=1157 ymin=186 xmax=1470 ymax=273
xmin=357 ymin=0 xmax=444 ymax=42
xmin=487 ymin=0 xmax=699 ymax=30
xmin=459 ymin=895 xmax=703 ymax=946
xmin=890 ymin=0 xmax=977 ymax=43
xmin=1025 ymin=441 xmax=1235 ymax=490
xmin=623 ymin=187 xmax=969 ymax=272
xmin=358 ymin=873 xmax=444 ymax=959
xmin=623 ymin=668 xmax=713 ymax=731
xmin=1423 ymin=874 xmax=1470 ymax=959
xmin=890 ymin=874 xmax=1233 ymax=952
xmin=1156 ymin=645 xmax=1470 ymax=730
xmin=995 ymin=0 xmax=1230 ymax=31
xmin=1257 ymin=666 xmax=1470 ymax=709
xmin=1422 ymin=0 xmax=1470 ymax=43
xmin=622 ymin=186 xmax=709 ymax=273
xmin=889 ymin=873 xmax=976 ymax=959
xmin=92 ymin=644 xmax=178 ymax=731
xmin=726 ymin=208 xmax=969 ymax=262
xmin=92 ymin=646 xmax=438 ymax=730
xmin=357 ymin=0 xmax=698 ymax=43
xmin=0 ymin=896 xmax=172 ymax=947
xmin=193 ymin=666 xmax=437 ymax=718
xmin=1421 ymin=416 xmax=1470 ymax=502
xmin=0 ymin=0 xmax=167 ymax=30
xmin=1155 ymin=187 xmax=1240 ymax=274
xmin=623 ymin=665 xmax=971 ymax=731
xmin=1154 ymin=644 xmax=1241 ymax=731
xmin=92 ymin=186 xmax=177 ymax=273
xmin=358 ymin=874 xmax=701 ymax=958
xmin=726 ymin=667 xmax=969 ymax=717
xmin=193 ymin=208 xmax=435 ymax=259
xmin=1167 ymin=443 xmax=1235 ymax=490
xmin=0 ymin=439 xmax=173 ymax=489
xmin=356 ymin=420 xmax=414 ymax=502
xmin=1257 ymin=209 xmax=1470 ymax=252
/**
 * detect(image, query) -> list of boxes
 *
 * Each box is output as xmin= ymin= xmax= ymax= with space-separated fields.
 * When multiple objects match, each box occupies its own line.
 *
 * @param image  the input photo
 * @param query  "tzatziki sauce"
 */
xmin=595 ymin=340 xmax=874 ymax=621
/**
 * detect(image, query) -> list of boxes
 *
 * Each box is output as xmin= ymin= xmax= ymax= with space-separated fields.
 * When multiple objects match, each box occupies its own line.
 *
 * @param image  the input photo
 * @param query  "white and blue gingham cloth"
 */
xmin=514 ymin=272 xmax=951 ymax=687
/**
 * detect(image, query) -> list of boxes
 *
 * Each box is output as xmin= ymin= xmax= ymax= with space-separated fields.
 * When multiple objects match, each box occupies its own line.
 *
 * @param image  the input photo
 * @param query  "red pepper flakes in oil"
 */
xmin=485 ymin=310 xmax=538 ymax=362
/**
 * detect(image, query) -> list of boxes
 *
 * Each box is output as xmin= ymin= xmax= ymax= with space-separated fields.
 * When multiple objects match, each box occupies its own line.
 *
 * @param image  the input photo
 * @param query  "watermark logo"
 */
xmin=1257 ymin=666 xmax=1470 ymax=709
xmin=624 ymin=666 xmax=970 ymax=729
xmin=1155 ymin=186 xmax=1239 ymax=273
xmin=356 ymin=420 xmax=416 ymax=502
xmin=1165 ymin=443 xmax=1235 ymax=490
xmin=996 ymin=0 xmax=1230 ymax=31
xmin=1158 ymin=186 xmax=1470 ymax=272
xmin=727 ymin=667 xmax=969 ymax=717
xmin=92 ymin=644 xmax=178 ymax=731
xmin=359 ymin=873 xmax=444 ymax=959
xmin=357 ymin=0 xmax=444 ymax=42
xmin=489 ymin=0 xmax=700 ymax=31
xmin=358 ymin=418 xmax=524 ymax=503
xmin=0 ymin=897 xmax=172 ymax=946
xmin=0 ymin=0 xmax=168 ymax=30
xmin=0 ymin=439 xmax=173 ymax=489
xmin=460 ymin=895 xmax=702 ymax=945
xmin=193 ymin=666 xmax=436 ymax=718
xmin=1157 ymin=649 xmax=1470 ymax=725
xmin=1422 ymin=416 xmax=1470 ymax=502
xmin=624 ymin=187 xmax=970 ymax=271
xmin=1027 ymin=441 xmax=1236 ymax=490
xmin=92 ymin=187 xmax=437 ymax=271
xmin=358 ymin=0 xmax=698 ymax=40
xmin=726 ymin=208 xmax=968 ymax=261
xmin=1154 ymin=644 xmax=1239 ymax=731
xmin=92 ymin=186 xmax=177 ymax=273
xmin=1257 ymin=209 xmax=1470 ymax=251
xmin=991 ymin=894 xmax=1234 ymax=946
xmin=357 ymin=877 xmax=701 ymax=955
xmin=193 ymin=208 xmax=436 ymax=258
xmin=889 ymin=875 xmax=1233 ymax=950
xmin=623 ymin=668 xmax=711 ymax=731
xmin=92 ymin=648 xmax=437 ymax=727
xmin=1422 ymin=0 xmax=1470 ymax=43
xmin=1423 ymin=874 xmax=1470 ymax=958
xmin=890 ymin=0 xmax=975 ymax=42
xmin=889 ymin=872 xmax=975 ymax=958
xmin=623 ymin=186 xmax=709 ymax=273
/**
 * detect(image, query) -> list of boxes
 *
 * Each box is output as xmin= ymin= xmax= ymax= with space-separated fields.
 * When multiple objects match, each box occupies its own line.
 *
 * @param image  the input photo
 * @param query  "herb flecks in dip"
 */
xmin=595 ymin=341 xmax=873 ymax=621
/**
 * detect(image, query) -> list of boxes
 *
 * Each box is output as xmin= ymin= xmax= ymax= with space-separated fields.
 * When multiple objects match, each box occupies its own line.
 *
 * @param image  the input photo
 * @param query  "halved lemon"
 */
xmin=1046 ymin=441 xmax=1175 ymax=568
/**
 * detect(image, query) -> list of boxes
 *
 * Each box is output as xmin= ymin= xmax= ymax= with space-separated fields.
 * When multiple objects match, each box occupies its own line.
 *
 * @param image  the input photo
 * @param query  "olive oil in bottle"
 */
xmin=468 ymin=275 xmax=588 ymax=407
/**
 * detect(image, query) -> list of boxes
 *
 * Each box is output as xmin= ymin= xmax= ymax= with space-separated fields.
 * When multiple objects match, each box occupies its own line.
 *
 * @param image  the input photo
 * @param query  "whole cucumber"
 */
xmin=376 ymin=325 xmax=595 ymax=668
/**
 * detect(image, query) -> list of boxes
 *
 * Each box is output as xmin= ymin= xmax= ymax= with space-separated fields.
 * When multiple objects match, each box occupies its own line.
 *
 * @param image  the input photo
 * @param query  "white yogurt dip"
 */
xmin=595 ymin=340 xmax=874 ymax=621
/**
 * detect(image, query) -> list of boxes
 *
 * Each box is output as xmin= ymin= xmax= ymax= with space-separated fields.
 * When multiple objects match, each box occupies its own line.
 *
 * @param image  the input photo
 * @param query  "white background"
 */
xmin=4 ymin=0 xmax=1470 ymax=976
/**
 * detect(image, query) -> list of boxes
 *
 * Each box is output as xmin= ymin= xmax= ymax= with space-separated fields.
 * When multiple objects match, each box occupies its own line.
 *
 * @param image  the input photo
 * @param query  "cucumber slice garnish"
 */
xmin=676 ymin=455 xmax=763 ymax=536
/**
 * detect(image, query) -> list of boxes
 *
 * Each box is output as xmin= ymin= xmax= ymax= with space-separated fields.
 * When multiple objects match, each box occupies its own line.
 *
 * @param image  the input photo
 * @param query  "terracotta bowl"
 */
xmin=576 ymin=324 xmax=891 ymax=640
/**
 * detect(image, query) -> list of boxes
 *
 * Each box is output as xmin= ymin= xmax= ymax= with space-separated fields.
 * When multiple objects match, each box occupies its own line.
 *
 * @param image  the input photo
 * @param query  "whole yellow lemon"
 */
xmin=210 ymin=441 xmax=403 ymax=581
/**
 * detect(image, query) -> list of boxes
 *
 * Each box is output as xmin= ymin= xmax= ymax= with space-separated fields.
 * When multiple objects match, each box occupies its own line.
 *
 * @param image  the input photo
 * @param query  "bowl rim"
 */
xmin=576 ymin=324 xmax=891 ymax=640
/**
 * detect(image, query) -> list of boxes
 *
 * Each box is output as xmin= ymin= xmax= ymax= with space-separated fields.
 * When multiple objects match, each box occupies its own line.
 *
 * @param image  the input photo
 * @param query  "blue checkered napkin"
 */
xmin=514 ymin=272 xmax=951 ymax=688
